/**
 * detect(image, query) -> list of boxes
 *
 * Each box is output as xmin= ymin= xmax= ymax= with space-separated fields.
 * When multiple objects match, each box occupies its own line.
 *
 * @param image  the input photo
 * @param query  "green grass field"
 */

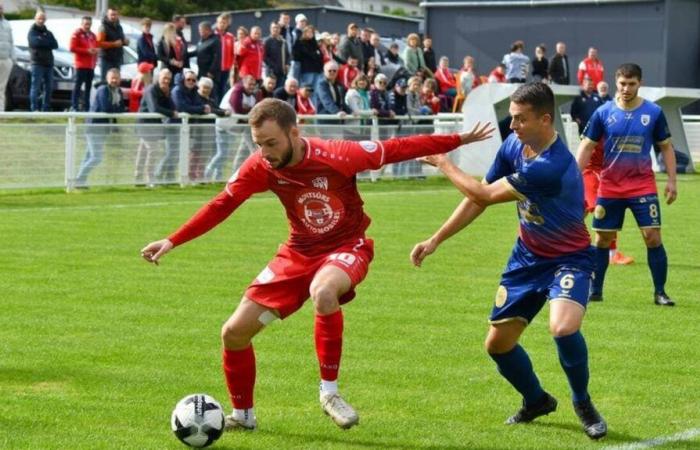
xmin=1 ymin=176 xmax=699 ymax=450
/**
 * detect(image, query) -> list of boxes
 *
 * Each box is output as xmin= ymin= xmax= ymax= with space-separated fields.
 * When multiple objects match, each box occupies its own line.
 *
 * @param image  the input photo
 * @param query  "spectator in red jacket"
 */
xmin=238 ymin=26 xmax=264 ymax=82
xmin=337 ymin=56 xmax=360 ymax=90
xmin=577 ymin=47 xmax=604 ymax=86
xmin=434 ymin=56 xmax=457 ymax=97
xmin=69 ymin=16 xmax=97 ymax=111
xmin=215 ymin=13 xmax=235 ymax=102
xmin=488 ymin=63 xmax=507 ymax=83
xmin=296 ymin=83 xmax=316 ymax=116
xmin=421 ymin=78 xmax=441 ymax=114
xmin=129 ymin=61 xmax=154 ymax=112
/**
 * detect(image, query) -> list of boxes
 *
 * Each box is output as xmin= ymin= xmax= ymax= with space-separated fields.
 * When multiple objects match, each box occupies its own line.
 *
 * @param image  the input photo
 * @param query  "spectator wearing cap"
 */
xmin=196 ymin=21 xmax=221 ymax=82
xmin=293 ymin=25 xmax=323 ymax=92
xmin=313 ymin=61 xmax=350 ymax=116
xmin=97 ymin=7 xmax=128 ymax=82
xmin=422 ymin=37 xmax=437 ymax=73
xmin=389 ymin=78 xmax=407 ymax=116
xmin=264 ymin=21 xmax=289 ymax=89
xmin=337 ymin=55 xmax=360 ymax=91
xmin=296 ymin=83 xmax=316 ymax=116
xmin=214 ymin=14 xmax=235 ymax=102
xmin=76 ymin=68 xmax=125 ymax=188
xmin=27 ymin=10 xmax=58 ymax=111
xmin=502 ymin=40 xmax=529 ymax=83
xmin=289 ymin=13 xmax=308 ymax=81
xmin=69 ymin=16 xmax=98 ymax=111
xmin=137 ymin=18 xmax=157 ymax=66
xmin=129 ymin=61 xmax=154 ymax=112
xmin=191 ymin=77 xmax=229 ymax=182
xmin=402 ymin=33 xmax=431 ymax=77
xmin=338 ymin=23 xmax=363 ymax=70
xmin=360 ymin=28 xmax=374 ymax=70
xmin=238 ymin=26 xmax=264 ymax=82
xmin=274 ymin=77 xmax=298 ymax=109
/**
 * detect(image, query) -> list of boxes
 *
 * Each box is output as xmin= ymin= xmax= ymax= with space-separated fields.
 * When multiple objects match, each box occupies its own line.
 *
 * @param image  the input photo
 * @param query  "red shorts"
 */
xmin=582 ymin=168 xmax=601 ymax=214
xmin=245 ymin=237 xmax=374 ymax=318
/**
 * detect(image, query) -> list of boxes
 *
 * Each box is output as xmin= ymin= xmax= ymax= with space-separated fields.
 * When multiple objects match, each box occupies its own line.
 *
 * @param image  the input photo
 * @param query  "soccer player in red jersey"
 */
xmin=141 ymin=98 xmax=493 ymax=431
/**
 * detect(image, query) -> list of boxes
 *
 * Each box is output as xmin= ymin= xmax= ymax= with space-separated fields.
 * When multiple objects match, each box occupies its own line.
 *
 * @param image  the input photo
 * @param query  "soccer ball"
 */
xmin=171 ymin=394 xmax=225 ymax=448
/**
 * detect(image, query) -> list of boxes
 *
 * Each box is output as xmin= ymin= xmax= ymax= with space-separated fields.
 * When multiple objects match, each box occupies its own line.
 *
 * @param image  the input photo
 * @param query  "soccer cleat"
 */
xmin=573 ymin=398 xmax=607 ymax=440
xmin=224 ymin=411 xmax=257 ymax=431
xmin=588 ymin=293 xmax=603 ymax=302
xmin=610 ymin=251 xmax=634 ymax=265
xmin=320 ymin=392 xmax=359 ymax=429
xmin=654 ymin=292 xmax=675 ymax=307
xmin=505 ymin=392 xmax=558 ymax=424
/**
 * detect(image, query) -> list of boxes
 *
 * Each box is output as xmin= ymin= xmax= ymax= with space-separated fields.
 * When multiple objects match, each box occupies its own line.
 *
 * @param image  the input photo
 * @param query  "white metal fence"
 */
xmin=0 ymin=112 xmax=697 ymax=191
xmin=0 ymin=112 xmax=464 ymax=191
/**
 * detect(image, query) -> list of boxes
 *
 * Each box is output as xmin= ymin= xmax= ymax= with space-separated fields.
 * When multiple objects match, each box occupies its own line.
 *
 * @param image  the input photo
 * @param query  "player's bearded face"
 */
xmin=616 ymin=76 xmax=640 ymax=103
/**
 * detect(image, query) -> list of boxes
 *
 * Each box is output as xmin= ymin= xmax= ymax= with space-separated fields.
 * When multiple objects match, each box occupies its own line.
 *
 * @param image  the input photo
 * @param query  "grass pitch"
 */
xmin=1 ymin=176 xmax=699 ymax=449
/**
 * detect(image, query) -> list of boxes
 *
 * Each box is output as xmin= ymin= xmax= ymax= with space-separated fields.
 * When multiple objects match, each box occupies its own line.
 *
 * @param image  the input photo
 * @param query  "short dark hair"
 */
xmin=249 ymin=99 xmax=297 ymax=131
xmin=199 ymin=21 xmax=212 ymax=31
xmin=172 ymin=14 xmax=184 ymax=22
xmin=615 ymin=63 xmax=642 ymax=81
xmin=510 ymin=82 xmax=555 ymax=118
xmin=511 ymin=40 xmax=524 ymax=52
xmin=81 ymin=16 xmax=92 ymax=22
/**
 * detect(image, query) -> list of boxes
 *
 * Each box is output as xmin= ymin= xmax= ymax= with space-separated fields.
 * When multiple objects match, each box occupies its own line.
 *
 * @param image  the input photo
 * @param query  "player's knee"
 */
xmin=549 ymin=322 xmax=579 ymax=337
xmin=594 ymin=233 xmax=614 ymax=248
xmin=484 ymin=335 xmax=515 ymax=355
xmin=220 ymin=321 xmax=250 ymax=350
xmin=310 ymin=283 xmax=340 ymax=315
xmin=642 ymin=230 xmax=662 ymax=248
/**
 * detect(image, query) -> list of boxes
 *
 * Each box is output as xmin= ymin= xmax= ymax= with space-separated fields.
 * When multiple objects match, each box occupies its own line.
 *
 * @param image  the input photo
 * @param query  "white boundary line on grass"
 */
xmin=1 ymin=188 xmax=455 ymax=213
xmin=602 ymin=428 xmax=700 ymax=450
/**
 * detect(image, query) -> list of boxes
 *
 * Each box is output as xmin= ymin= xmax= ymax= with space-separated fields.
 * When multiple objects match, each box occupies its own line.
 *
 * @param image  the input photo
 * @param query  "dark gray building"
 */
xmin=422 ymin=0 xmax=700 ymax=91
xmin=187 ymin=6 xmax=422 ymax=42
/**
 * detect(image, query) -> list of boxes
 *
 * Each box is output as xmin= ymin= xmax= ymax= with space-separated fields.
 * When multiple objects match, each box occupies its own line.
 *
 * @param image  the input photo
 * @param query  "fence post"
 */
xmin=64 ymin=116 xmax=77 ymax=192
xmin=369 ymin=116 xmax=381 ymax=182
xmin=179 ymin=116 xmax=190 ymax=187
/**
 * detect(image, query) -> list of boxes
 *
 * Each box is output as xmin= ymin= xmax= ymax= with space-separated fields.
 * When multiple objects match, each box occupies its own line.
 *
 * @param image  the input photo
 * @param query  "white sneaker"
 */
xmin=224 ymin=410 xmax=257 ymax=431
xmin=320 ymin=392 xmax=359 ymax=429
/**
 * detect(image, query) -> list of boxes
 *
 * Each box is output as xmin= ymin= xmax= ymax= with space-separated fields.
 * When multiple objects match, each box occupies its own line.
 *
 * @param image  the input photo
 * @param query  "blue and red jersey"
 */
xmin=583 ymin=98 xmax=671 ymax=198
xmin=485 ymin=133 xmax=591 ymax=258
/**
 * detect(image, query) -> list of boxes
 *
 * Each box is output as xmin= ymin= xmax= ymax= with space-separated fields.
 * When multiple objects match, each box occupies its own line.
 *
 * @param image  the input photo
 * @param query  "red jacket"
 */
xmin=337 ymin=64 xmax=359 ymax=90
xmin=70 ymin=28 xmax=97 ymax=69
xmin=216 ymin=30 xmax=235 ymax=71
xmin=237 ymin=36 xmax=264 ymax=79
xmin=434 ymin=67 xmax=456 ymax=94
xmin=129 ymin=78 xmax=145 ymax=112
xmin=577 ymin=57 xmax=604 ymax=86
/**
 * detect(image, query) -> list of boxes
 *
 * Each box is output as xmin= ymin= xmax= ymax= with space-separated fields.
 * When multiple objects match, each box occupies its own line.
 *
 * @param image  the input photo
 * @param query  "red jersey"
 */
xmin=337 ymin=64 xmax=359 ymax=90
xmin=69 ymin=28 xmax=97 ymax=69
xmin=585 ymin=139 xmax=605 ymax=171
xmin=168 ymin=134 xmax=462 ymax=256
xmin=238 ymin=37 xmax=264 ymax=79
xmin=216 ymin=30 xmax=235 ymax=71
xmin=129 ymin=78 xmax=145 ymax=113
xmin=577 ymin=57 xmax=604 ymax=86
xmin=435 ymin=67 xmax=456 ymax=94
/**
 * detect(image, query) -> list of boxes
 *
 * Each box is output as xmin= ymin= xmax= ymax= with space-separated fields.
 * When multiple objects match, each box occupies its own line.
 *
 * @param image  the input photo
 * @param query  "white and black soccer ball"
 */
xmin=171 ymin=393 xmax=225 ymax=448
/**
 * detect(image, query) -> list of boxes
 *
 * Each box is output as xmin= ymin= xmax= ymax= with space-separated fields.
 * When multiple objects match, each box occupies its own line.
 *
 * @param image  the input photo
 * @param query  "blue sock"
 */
xmin=490 ymin=345 xmax=545 ymax=406
xmin=554 ymin=331 xmax=590 ymax=404
xmin=592 ymin=247 xmax=609 ymax=295
xmin=647 ymin=245 xmax=668 ymax=294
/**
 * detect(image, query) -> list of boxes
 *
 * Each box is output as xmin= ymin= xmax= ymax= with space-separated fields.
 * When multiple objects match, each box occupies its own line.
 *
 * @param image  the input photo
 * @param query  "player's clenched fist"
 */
xmin=410 ymin=238 xmax=438 ymax=267
xmin=141 ymin=239 xmax=174 ymax=265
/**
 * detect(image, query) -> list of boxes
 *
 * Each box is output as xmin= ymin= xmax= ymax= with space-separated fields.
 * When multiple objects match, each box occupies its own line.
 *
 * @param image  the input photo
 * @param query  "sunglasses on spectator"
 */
xmin=377 ymin=81 xmax=387 ymax=85
xmin=327 ymin=69 xmax=337 ymax=72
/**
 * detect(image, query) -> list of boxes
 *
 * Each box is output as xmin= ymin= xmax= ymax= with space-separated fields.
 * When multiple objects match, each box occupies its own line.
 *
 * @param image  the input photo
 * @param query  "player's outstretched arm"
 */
xmin=576 ymin=138 xmax=597 ymax=172
xmin=658 ymin=141 xmax=678 ymax=205
xmin=411 ymin=198 xmax=485 ymax=267
xmin=141 ymin=239 xmax=174 ymax=265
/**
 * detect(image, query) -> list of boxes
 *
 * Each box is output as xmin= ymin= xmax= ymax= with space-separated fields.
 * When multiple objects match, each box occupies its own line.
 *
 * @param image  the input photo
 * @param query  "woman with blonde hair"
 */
xmin=402 ymin=33 xmax=432 ymax=77
xmin=157 ymin=23 xmax=185 ymax=79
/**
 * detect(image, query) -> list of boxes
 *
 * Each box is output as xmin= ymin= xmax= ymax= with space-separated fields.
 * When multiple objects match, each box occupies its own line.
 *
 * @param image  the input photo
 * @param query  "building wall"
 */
xmin=424 ymin=0 xmax=697 ymax=90
xmin=188 ymin=7 xmax=421 ymax=42
xmin=341 ymin=0 xmax=422 ymax=17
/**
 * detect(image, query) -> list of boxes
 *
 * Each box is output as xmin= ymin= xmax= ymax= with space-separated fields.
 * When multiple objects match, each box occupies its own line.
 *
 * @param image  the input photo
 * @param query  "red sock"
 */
xmin=222 ymin=345 xmax=256 ymax=409
xmin=314 ymin=310 xmax=344 ymax=381
xmin=610 ymin=239 xmax=618 ymax=251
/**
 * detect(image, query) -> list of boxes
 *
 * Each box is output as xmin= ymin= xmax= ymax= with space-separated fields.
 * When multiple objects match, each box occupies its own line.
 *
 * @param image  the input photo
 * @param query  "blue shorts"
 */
xmin=592 ymin=194 xmax=661 ymax=231
xmin=490 ymin=240 xmax=594 ymax=325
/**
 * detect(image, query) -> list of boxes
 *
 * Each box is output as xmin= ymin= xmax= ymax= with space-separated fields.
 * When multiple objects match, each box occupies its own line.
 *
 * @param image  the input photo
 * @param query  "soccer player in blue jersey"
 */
xmin=411 ymin=83 xmax=607 ymax=439
xmin=576 ymin=63 xmax=677 ymax=306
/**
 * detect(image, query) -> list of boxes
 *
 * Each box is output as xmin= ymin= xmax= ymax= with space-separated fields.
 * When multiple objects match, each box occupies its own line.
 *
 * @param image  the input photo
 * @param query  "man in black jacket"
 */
xmin=97 ymin=7 xmax=128 ymax=82
xmin=273 ymin=78 xmax=298 ymax=110
xmin=27 ymin=10 xmax=57 ymax=111
xmin=549 ymin=42 xmax=570 ymax=85
xmin=196 ymin=22 xmax=220 ymax=83
xmin=264 ymin=21 xmax=289 ymax=89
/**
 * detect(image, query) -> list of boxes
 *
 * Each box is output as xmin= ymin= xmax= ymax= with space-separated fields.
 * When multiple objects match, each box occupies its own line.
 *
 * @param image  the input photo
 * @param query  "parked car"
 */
xmin=4 ymin=18 xmax=139 ymax=111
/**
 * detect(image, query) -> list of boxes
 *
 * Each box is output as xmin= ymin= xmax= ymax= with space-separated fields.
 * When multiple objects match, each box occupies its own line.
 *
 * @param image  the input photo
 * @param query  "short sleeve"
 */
xmin=653 ymin=110 xmax=672 ymax=144
xmin=582 ymin=108 xmax=604 ymax=142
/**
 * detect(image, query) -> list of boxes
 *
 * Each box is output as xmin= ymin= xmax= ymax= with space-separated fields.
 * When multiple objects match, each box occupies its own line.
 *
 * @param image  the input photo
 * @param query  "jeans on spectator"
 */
xmin=72 ymin=68 xmax=94 ymax=111
xmin=100 ymin=59 xmax=121 ymax=82
xmin=290 ymin=60 xmax=301 ymax=82
xmin=300 ymin=72 xmax=320 ymax=90
xmin=0 ymin=58 xmax=13 ymax=111
xmin=154 ymin=127 xmax=180 ymax=183
xmin=205 ymin=127 xmax=232 ymax=181
xmin=30 ymin=64 xmax=53 ymax=111
xmin=76 ymin=128 xmax=108 ymax=185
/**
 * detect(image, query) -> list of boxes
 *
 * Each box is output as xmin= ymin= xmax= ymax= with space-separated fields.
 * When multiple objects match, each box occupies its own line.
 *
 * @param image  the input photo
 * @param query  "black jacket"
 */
xmin=549 ymin=53 xmax=570 ymax=85
xmin=139 ymin=84 xmax=177 ymax=121
xmin=157 ymin=38 xmax=184 ymax=77
xmin=273 ymin=86 xmax=297 ymax=110
xmin=196 ymin=34 xmax=221 ymax=78
xmin=99 ymin=18 xmax=126 ymax=64
xmin=264 ymin=36 xmax=289 ymax=79
xmin=423 ymin=48 xmax=437 ymax=73
xmin=137 ymin=32 xmax=157 ymax=65
xmin=293 ymin=38 xmax=323 ymax=75
xmin=27 ymin=23 xmax=58 ymax=67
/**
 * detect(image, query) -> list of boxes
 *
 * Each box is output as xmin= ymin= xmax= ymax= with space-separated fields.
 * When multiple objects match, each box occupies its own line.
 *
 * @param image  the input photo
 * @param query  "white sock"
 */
xmin=609 ymin=249 xmax=617 ymax=257
xmin=233 ymin=407 xmax=254 ymax=421
xmin=320 ymin=380 xmax=338 ymax=394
